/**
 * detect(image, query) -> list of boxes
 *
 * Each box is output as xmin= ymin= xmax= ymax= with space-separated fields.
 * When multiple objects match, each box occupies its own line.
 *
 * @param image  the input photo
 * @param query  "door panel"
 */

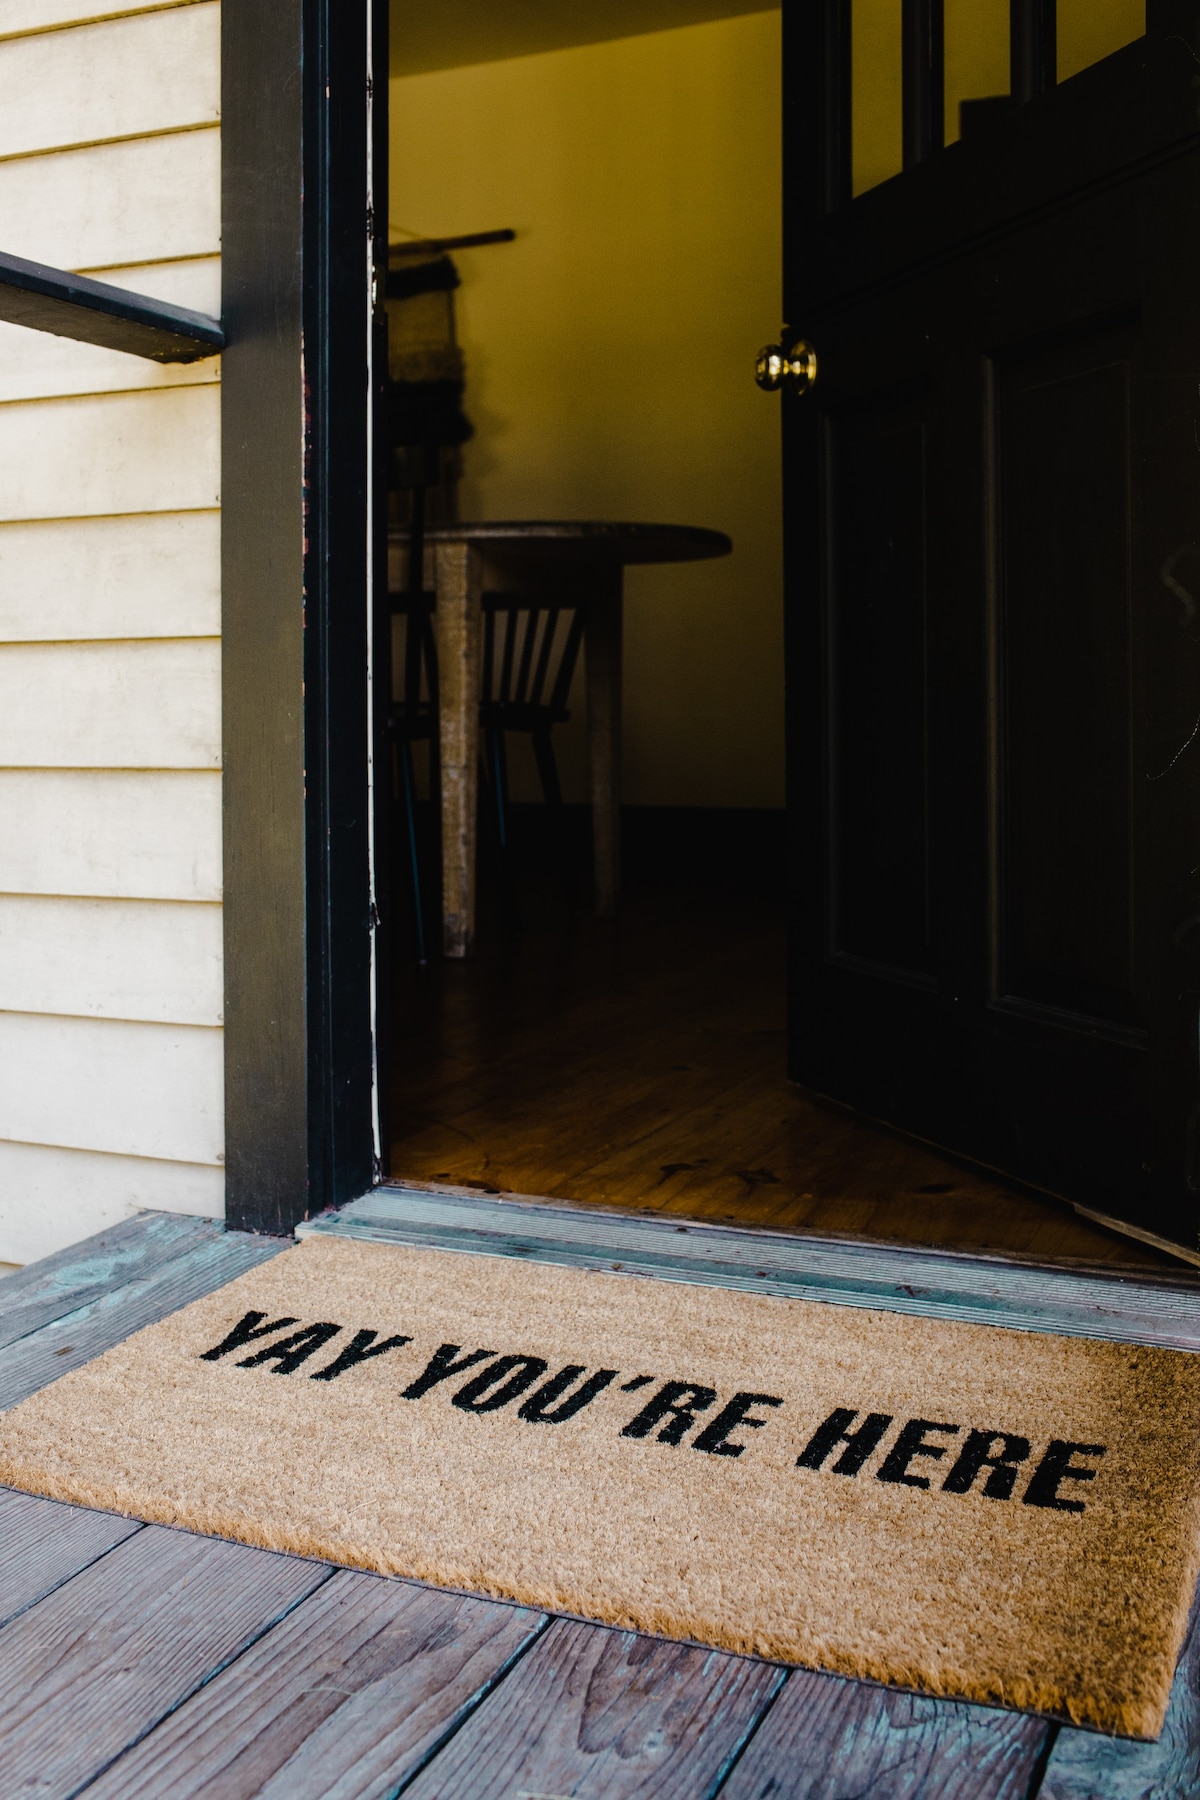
xmin=830 ymin=401 xmax=932 ymax=977
xmin=785 ymin=1 xmax=1200 ymax=1250
xmin=998 ymin=327 xmax=1136 ymax=1029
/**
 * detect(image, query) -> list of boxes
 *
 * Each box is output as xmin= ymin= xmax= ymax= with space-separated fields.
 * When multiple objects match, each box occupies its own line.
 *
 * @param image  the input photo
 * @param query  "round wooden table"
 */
xmin=387 ymin=521 xmax=732 ymax=956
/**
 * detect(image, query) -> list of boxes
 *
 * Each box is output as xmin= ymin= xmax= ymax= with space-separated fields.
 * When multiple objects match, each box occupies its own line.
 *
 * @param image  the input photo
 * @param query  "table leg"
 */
xmin=586 ymin=573 xmax=623 ymax=918
xmin=435 ymin=541 xmax=482 ymax=958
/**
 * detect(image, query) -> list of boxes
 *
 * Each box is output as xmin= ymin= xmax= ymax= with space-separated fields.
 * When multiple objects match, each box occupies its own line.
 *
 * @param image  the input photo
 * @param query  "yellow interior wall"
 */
xmin=390 ymin=10 xmax=784 ymax=809
xmin=944 ymin=0 xmax=1008 ymax=145
xmin=854 ymin=0 xmax=1145 ymax=195
xmin=852 ymin=0 xmax=902 ymax=194
xmin=1058 ymin=0 xmax=1144 ymax=83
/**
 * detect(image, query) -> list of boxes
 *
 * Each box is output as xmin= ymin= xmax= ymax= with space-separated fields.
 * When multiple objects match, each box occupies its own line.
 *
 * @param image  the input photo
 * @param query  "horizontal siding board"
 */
xmin=0 ymin=261 xmax=221 ymax=403
xmin=0 ymin=1011 xmax=223 ymax=1164
xmin=0 ymin=896 xmax=222 ymax=1024
xmin=0 ymin=127 xmax=219 ymax=270
xmin=0 ymin=387 xmax=219 ymax=522
xmin=0 ymin=4 xmax=218 ymax=162
xmin=0 ymin=1144 xmax=223 ymax=1264
xmin=0 ymin=639 xmax=220 ymax=769
xmin=0 ymin=0 xmax=228 ymax=1238
xmin=0 ymin=770 xmax=221 ymax=900
xmin=0 ymin=512 xmax=220 ymax=642
xmin=0 ymin=0 xmax=207 ymax=43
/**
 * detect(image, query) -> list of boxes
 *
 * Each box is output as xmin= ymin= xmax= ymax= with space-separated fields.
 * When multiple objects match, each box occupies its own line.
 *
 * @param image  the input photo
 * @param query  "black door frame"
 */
xmin=222 ymin=0 xmax=388 ymax=1234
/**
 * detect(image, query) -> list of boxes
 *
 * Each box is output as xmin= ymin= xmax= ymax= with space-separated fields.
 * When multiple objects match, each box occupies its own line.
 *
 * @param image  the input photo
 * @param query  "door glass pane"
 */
xmin=1058 ymin=0 xmax=1144 ymax=82
xmin=944 ymin=0 xmax=1009 ymax=147
xmin=852 ymin=0 xmax=903 ymax=196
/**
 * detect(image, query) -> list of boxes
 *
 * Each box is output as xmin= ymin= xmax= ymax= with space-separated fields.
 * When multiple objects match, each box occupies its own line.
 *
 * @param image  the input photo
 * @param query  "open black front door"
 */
xmin=785 ymin=1 xmax=1200 ymax=1251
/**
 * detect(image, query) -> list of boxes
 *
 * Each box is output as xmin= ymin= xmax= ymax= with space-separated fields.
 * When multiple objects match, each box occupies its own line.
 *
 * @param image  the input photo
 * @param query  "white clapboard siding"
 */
xmin=0 ymin=1142 xmax=222 ymax=1266
xmin=0 ymin=512 xmax=219 ymax=642
xmin=0 ymin=1011 xmax=223 ymax=1165
xmin=0 ymin=260 xmax=221 ymax=404
xmin=0 ymin=387 xmax=219 ymax=522
xmin=0 ymin=897 xmax=222 ymax=1025
xmin=99 ymin=257 xmax=221 ymax=312
xmin=0 ymin=4 xmax=218 ymax=161
xmin=0 ymin=0 xmax=226 ymax=1260
xmin=0 ymin=771 xmax=222 ymax=901
xmin=0 ymin=0 xmax=205 ymax=43
xmin=0 ymin=127 xmax=219 ymax=271
xmin=0 ymin=639 xmax=220 ymax=768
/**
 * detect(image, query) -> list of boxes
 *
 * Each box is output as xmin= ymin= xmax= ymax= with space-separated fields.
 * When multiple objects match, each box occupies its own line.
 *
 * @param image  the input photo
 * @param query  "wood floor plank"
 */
xmin=0 ymin=1524 xmax=329 ymax=1800
xmin=0 ymin=1487 xmax=140 ymax=1629
xmin=402 ymin=1616 xmax=783 ymax=1800
xmin=0 ymin=1211 xmax=220 ymax=1351
xmin=1039 ymin=1592 xmax=1200 ymax=1798
xmin=85 ymin=1571 xmax=547 ymax=1800
xmin=391 ymin=884 xmax=1178 ymax=1268
xmin=719 ymin=1669 xmax=1051 ymax=1799
xmin=0 ymin=1229 xmax=287 ymax=1409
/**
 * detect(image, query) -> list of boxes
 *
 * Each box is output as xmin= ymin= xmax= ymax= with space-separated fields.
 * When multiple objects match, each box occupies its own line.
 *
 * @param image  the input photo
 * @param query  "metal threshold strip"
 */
xmin=299 ymin=1182 xmax=1200 ymax=1351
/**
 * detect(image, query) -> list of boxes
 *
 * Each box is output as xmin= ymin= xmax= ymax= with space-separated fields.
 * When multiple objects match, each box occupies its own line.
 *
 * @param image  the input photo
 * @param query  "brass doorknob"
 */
xmin=755 ymin=338 xmax=817 ymax=395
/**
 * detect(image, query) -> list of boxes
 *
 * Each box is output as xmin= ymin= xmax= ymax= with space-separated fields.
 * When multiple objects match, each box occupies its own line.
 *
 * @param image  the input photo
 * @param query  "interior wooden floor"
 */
xmin=389 ymin=816 xmax=1180 ymax=1270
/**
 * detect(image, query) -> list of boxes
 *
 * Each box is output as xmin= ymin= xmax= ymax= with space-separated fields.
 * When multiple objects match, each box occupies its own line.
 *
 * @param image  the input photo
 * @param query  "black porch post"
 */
xmin=221 ymin=0 xmax=384 ymax=1233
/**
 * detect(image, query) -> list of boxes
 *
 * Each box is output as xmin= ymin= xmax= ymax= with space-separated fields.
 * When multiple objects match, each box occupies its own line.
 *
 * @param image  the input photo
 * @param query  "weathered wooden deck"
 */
xmin=0 ymin=1208 xmax=1197 ymax=1799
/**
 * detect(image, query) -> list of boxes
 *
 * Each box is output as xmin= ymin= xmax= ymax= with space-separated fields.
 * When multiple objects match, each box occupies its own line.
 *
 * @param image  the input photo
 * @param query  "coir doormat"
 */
xmin=0 ymin=1234 xmax=1198 ymax=1738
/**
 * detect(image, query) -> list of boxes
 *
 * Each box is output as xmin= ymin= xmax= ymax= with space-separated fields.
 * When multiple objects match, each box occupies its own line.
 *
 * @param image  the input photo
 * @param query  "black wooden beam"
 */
xmin=222 ymin=0 xmax=380 ymax=1234
xmin=1011 ymin=0 xmax=1056 ymax=105
xmin=0 ymin=250 xmax=223 ymax=363
xmin=903 ymin=0 xmax=945 ymax=167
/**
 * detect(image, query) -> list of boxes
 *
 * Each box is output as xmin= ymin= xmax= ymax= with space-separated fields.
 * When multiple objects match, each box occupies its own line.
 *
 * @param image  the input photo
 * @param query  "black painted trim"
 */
xmin=902 ymin=0 xmax=945 ymax=168
xmin=1011 ymin=0 xmax=1056 ymax=105
xmin=222 ymin=0 xmax=380 ymax=1234
xmin=0 ymin=250 xmax=222 ymax=362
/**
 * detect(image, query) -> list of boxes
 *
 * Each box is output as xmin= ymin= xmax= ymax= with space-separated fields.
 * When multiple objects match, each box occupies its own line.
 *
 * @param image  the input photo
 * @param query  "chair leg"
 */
xmin=485 ymin=728 xmax=521 ymax=934
xmin=532 ymin=729 xmax=578 ymax=908
xmin=398 ymin=737 xmax=427 ymax=965
xmin=532 ymin=728 xmax=562 ymax=809
xmin=488 ymin=727 xmax=510 ymax=855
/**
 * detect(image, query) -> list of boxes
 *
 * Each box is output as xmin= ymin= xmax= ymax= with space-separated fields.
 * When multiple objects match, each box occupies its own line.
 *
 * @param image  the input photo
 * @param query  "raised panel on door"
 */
xmin=784 ymin=1 xmax=1200 ymax=1251
xmin=997 ymin=322 xmax=1138 ymax=1032
xmin=828 ymin=396 xmax=934 ymax=982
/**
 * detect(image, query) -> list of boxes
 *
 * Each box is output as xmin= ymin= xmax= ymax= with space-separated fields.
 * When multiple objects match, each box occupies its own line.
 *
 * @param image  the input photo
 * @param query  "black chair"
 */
xmin=480 ymin=593 xmax=586 ymax=896
xmin=390 ymin=540 xmax=589 ymax=957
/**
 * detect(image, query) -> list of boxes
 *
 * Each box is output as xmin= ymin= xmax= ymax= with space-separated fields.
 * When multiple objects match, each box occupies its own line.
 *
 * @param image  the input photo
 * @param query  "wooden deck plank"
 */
xmin=1040 ymin=1593 xmax=1200 ymax=1798
xmin=0 ymin=1486 xmax=140 ymax=1629
xmin=402 ymin=1615 xmax=784 ymax=1800
xmin=0 ymin=1227 xmax=287 ymax=1409
xmin=0 ymin=1524 xmax=329 ymax=1800
xmin=0 ymin=1210 xmax=220 ymax=1350
xmin=85 ymin=1570 xmax=547 ymax=1799
xmin=719 ymin=1669 xmax=1051 ymax=1799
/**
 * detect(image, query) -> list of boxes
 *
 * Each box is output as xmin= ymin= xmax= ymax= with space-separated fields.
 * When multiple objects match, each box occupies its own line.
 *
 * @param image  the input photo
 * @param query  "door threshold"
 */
xmin=1072 ymin=1202 xmax=1200 ymax=1271
xmin=299 ymin=1179 xmax=1200 ymax=1351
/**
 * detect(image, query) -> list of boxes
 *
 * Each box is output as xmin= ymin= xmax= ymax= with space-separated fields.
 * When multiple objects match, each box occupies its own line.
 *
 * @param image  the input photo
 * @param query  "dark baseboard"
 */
xmin=387 ymin=801 xmax=787 ymax=960
xmin=501 ymin=802 xmax=786 ymax=891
